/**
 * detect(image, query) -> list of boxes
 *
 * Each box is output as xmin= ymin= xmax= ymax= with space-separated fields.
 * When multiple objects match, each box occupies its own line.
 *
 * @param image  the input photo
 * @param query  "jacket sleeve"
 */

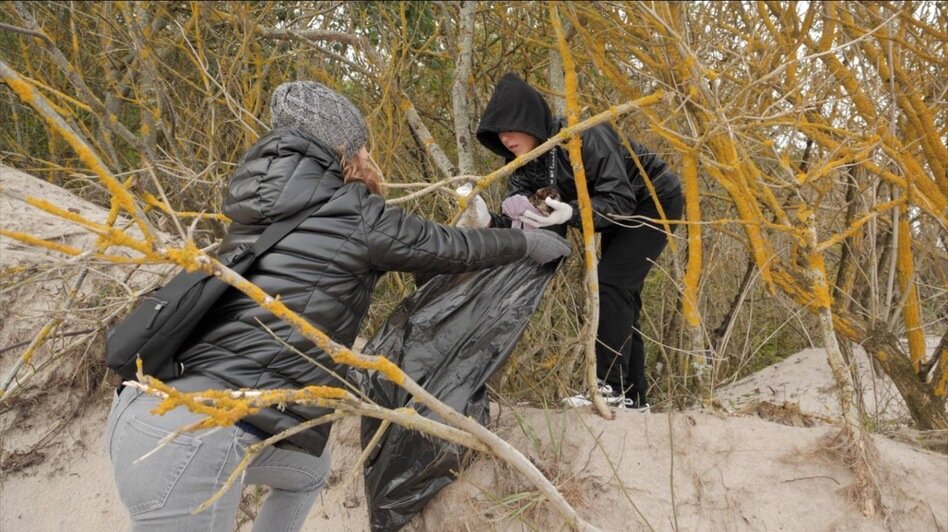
xmin=489 ymin=211 xmax=513 ymax=228
xmin=566 ymin=127 xmax=637 ymax=231
xmin=360 ymin=192 xmax=527 ymax=273
xmin=627 ymin=139 xmax=672 ymax=187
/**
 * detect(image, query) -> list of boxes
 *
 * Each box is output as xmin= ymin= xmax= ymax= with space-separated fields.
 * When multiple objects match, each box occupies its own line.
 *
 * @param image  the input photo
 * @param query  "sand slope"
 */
xmin=2 ymin=398 xmax=946 ymax=531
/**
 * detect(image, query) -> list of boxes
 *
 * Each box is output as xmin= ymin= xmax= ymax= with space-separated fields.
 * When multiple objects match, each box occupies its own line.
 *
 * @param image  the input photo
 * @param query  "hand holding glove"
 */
xmin=519 ymin=197 xmax=573 ymax=228
xmin=502 ymin=194 xmax=541 ymax=229
xmin=522 ymin=230 xmax=571 ymax=264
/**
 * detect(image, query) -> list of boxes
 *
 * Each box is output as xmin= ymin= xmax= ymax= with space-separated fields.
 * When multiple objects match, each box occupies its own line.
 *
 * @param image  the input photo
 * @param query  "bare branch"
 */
xmin=257 ymin=25 xmax=457 ymax=177
xmin=0 ymin=57 xmax=161 ymax=245
xmin=0 ymin=21 xmax=52 ymax=44
xmin=11 ymin=1 xmax=155 ymax=163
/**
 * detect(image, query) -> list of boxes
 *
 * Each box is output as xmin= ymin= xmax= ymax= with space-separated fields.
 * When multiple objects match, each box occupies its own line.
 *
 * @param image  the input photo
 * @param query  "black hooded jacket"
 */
xmin=172 ymin=129 xmax=527 ymax=456
xmin=476 ymin=73 xmax=681 ymax=230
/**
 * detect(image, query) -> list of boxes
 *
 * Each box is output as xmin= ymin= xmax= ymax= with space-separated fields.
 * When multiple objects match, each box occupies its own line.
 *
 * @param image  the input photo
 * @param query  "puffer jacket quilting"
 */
xmin=173 ymin=129 xmax=527 ymax=456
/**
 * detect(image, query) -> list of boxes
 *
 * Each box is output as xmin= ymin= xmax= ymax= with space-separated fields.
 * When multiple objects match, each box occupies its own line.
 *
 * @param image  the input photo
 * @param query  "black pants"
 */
xmin=596 ymin=189 xmax=683 ymax=406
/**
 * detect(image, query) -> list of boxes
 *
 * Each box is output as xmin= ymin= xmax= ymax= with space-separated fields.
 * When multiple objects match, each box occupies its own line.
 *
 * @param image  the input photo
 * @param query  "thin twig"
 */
xmin=0 ymin=21 xmax=52 ymax=44
xmin=0 ymin=329 xmax=96 ymax=355
xmin=0 ymin=269 xmax=89 ymax=401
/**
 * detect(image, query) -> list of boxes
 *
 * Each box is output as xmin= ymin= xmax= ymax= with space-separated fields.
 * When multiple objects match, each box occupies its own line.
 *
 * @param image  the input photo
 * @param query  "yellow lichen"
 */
xmin=2 ymin=65 xmax=156 ymax=246
xmin=681 ymin=151 xmax=702 ymax=328
xmin=0 ymin=229 xmax=83 ymax=256
xmin=896 ymin=205 xmax=926 ymax=371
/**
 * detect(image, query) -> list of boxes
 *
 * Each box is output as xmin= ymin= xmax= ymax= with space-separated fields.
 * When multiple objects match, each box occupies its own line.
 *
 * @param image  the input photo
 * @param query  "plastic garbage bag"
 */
xmin=351 ymin=257 xmax=560 ymax=531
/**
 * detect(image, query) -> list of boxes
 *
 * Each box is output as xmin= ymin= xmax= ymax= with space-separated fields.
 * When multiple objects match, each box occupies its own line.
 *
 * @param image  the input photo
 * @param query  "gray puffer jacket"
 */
xmin=173 ymin=129 xmax=527 ymax=456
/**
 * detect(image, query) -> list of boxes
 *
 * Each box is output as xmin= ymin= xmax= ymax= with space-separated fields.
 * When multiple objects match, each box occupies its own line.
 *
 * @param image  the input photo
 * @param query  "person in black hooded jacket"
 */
xmin=104 ymin=80 xmax=570 ymax=531
xmin=476 ymin=73 xmax=683 ymax=410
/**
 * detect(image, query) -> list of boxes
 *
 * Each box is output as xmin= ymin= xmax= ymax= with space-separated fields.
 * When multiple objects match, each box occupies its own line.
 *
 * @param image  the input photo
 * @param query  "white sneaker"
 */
xmin=618 ymin=397 xmax=651 ymax=413
xmin=562 ymin=381 xmax=623 ymax=408
xmin=561 ymin=394 xmax=593 ymax=408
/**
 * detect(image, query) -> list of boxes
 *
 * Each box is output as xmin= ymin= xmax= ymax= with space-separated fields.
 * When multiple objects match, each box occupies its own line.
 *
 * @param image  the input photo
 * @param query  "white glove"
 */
xmin=455 ymin=183 xmax=492 ymax=228
xmin=519 ymin=197 xmax=573 ymax=227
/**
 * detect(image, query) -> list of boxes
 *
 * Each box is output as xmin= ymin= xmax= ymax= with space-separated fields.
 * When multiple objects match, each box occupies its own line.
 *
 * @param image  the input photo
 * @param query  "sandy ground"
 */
xmin=2 ymin=389 xmax=946 ymax=531
xmin=2 ymin=165 xmax=946 ymax=531
xmin=712 ymin=340 xmax=935 ymax=426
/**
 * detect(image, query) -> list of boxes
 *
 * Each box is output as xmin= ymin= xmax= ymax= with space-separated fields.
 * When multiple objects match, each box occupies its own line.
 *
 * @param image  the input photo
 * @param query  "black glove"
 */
xmin=522 ymin=230 xmax=571 ymax=264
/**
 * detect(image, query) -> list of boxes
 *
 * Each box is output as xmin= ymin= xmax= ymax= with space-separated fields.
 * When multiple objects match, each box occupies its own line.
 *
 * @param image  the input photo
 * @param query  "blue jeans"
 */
xmin=105 ymin=387 xmax=330 ymax=531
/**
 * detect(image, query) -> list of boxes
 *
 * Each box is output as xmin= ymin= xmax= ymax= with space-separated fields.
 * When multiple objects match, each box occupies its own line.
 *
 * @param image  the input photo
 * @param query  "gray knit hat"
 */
xmin=269 ymin=81 xmax=368 ymax=160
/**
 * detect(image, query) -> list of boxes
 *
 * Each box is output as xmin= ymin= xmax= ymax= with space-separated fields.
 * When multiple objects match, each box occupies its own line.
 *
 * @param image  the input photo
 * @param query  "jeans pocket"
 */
xmin=111 ymin=414 xmax=201 ymax=516
xmin=235 ymin=429 xmax=261 ymax=452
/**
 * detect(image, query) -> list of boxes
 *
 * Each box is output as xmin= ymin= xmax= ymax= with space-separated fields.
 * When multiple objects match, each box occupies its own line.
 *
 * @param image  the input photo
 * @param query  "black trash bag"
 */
xmin=351 ymin=258 xmax=560 ymax=532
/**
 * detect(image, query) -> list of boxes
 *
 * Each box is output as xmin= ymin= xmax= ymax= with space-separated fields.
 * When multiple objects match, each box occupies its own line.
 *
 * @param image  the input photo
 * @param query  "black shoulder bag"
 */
xmin=105 ymin=206 xmax=318 ymax=381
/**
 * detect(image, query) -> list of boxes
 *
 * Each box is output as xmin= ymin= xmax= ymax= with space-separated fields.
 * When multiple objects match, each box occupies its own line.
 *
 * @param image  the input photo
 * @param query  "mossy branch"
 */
xmin=551 ymin=4 xmax=612 ymax=421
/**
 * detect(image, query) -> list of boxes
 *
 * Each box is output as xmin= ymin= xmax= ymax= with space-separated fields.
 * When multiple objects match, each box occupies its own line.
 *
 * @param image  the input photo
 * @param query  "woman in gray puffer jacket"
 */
xmin=105 ymin=81 xmax=569 ymax=531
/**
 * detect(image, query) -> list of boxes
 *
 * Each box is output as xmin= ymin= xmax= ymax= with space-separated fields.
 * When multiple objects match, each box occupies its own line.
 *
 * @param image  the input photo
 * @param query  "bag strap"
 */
xmin=248 ymin=204 xmax=321 ymax=259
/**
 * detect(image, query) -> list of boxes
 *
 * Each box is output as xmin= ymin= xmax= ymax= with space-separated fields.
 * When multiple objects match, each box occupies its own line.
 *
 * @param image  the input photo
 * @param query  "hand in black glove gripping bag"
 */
xmin=350 ymin=256 xmax=562 ymax=531
xmin=522 ymin=229 xmax=571 ymax=263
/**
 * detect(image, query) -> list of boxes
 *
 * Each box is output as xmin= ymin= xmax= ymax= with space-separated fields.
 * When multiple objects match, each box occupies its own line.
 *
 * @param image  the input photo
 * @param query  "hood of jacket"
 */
xmin=476 ymin=73 xmax=554 ymax=160
xmin=223 ymin=128 xmax=345 ymax=225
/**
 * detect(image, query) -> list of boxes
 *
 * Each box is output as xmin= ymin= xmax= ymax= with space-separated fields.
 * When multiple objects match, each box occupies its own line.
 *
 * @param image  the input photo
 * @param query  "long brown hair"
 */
xmin=341 ymin=150 xmax=385 ymax=196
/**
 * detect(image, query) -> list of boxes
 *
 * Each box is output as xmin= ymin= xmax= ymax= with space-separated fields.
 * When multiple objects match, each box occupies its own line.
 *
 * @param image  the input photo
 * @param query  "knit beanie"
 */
xmin=269 ymin=81 xmax=368 ymax=160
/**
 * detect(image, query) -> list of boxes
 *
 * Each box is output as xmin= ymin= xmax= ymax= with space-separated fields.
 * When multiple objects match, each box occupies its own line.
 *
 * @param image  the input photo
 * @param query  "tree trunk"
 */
xmin=861 ymin=325 xmax=947 ymax=430
xmin=451 ymin=1 xmax=476 ymax=176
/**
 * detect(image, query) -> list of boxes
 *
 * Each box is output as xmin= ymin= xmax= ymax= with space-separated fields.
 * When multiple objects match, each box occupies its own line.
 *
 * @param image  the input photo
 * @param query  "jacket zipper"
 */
xmin=144 ymin=297 xmax=168 ymax=329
